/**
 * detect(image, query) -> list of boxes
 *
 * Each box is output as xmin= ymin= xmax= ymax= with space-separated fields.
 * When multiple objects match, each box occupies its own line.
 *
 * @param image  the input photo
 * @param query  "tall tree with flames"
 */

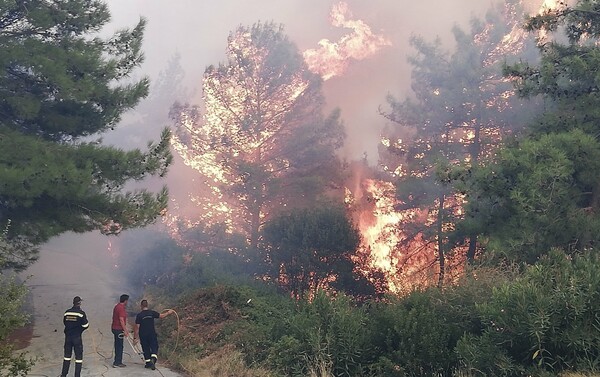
xmin=0 ymin=0 xmax=172 ymax=270
xmin=379 ymin=2 xmax=539 ymax=286
xmin=171 ymin=22 xmax=345 ymax=248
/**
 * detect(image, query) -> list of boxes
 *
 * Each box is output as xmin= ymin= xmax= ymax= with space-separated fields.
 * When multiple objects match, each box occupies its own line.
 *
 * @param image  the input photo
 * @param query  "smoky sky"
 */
xmin=103 ymin=0 xmax=498 ymax=162
xmin=27 ymin=0 xmax=549 ymax=294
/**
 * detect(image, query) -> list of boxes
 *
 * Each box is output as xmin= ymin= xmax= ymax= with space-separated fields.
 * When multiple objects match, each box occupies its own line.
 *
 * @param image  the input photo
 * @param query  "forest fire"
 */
xmin=347 ymin=177 xmax=437 ymax=292
xmin=167 ymin=2 xmax=392 ymax=250
xmin=166 ymin=0 xmax=556 ymax=293
xmin=10 ymin=0 xmax=600 ymax=376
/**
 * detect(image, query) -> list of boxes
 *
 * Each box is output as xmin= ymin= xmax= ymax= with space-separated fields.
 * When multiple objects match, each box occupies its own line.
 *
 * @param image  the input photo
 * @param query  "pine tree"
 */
xmin=465 ymin=0 xmax=600 ymax=262
xmin=379 ymin=2 xmax=539 ymax=285
xmin=0 ymin=0 xmax=172 ymax=269
xmin=170 ymin=22 xmax=344 ymax=249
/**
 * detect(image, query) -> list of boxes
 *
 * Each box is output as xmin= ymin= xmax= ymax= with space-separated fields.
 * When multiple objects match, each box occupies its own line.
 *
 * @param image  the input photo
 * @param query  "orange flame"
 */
xmin=165 ymin=0 xmax=560 ymax=292
xmin=348 ymin=176 xmax=437 ymax=293
xmin=303 ymin=2 xmax=391 ymax=80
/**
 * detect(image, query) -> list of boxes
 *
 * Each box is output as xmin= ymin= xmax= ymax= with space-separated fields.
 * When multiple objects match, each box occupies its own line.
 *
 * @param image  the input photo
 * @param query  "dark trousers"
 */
xmin=140 ymin=333 xmax=159 ymax=364
xmin=61 ymin=334 xmax=83 ymax=377
xmin=111 ymin=329 xmax=124 ymax=365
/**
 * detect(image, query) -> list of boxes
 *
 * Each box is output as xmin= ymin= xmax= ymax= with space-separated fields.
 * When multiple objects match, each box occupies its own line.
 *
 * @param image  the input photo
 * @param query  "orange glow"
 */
xmin=106 ymin=239 xmax=119 ymax=269
xmin=168 ymin=25 xmax=317 ymax=249
xmin=539 ymin=0 xmax=560 ymax=11
xmin=164 ymin=0 xmax=557 ymax=293
xmin=348 ymin=176 xmax=437 ymax=293
xmin=348 ymin=174 xmax=470 ymax=293
xmin=303 ymin=2 xmax=391 ymax=80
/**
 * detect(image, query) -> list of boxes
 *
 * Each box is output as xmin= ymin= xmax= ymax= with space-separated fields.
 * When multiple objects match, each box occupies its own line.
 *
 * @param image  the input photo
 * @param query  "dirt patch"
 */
xmin=5 ymin=322 xmax=35 ymax=351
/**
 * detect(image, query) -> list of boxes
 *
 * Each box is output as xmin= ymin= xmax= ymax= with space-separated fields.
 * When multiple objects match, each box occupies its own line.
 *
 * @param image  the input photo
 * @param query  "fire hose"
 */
xmin=162 ymin=308 xmax=180 ymax=358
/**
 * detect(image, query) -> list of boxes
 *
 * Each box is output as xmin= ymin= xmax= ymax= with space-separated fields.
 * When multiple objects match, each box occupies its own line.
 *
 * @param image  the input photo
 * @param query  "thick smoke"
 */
xmin=33 ymin=0 xmax=526 ymax=289
xmin=104 ymin=0 xmax=492 ymax=161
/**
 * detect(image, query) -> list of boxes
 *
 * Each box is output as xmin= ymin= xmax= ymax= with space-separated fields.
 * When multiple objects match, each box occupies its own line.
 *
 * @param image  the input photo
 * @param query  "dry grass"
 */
xmin=306 ymin=357 xmax=333 ymax=377
xmin=174 ymin=345 xmax=273 ymax=377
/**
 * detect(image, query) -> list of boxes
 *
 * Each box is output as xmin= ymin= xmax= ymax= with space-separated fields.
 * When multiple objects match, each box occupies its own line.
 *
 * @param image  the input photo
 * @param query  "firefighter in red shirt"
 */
xmin=61 ymin=296 xmax=89 ymax=377
xmin=111 ymin=294 xmax=130 ymax=367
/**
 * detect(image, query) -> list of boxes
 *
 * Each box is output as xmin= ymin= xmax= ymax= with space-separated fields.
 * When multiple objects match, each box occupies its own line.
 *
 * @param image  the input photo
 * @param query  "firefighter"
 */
xmin=61 ymin=296 xmax=89 ymax=377
xmin=133 ymin=299 xmax=174 ymax=370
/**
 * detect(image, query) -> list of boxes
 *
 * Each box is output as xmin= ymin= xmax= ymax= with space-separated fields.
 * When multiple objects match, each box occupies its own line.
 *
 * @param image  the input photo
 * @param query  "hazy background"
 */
xmin=33 ymin=0 xmax=542 ymax=288
xmin=103 ymin=0 xmax=493 ymax=161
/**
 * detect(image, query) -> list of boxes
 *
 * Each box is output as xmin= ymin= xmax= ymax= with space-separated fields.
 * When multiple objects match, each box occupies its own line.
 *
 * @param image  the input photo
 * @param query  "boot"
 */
xmin=60 ymin=359 xmax=70 ymax=377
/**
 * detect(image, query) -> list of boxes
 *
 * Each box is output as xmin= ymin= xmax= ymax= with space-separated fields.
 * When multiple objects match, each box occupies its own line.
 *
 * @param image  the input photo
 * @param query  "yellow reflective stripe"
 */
xmin=64 ymin=312 xmax=84 ymax=318
xmin=75 ymin=359 xmax=83 ymax=363
xmin=64 ymin=357 xmax=71 ymax=361
xmin=82 ymin=322 xmax=89 ymax=328
xmin=145 ymin=359 xmax=151 ymax=362
xmin=151 ymin=354 xmax=158 ymax=359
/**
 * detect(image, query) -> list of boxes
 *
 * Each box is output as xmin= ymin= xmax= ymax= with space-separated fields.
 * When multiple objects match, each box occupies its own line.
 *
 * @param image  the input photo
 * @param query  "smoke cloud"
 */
xmin=104 ymin=0 xmax=492 ymax=161
xmin=31 ymin=0 xmax=546 ymax=292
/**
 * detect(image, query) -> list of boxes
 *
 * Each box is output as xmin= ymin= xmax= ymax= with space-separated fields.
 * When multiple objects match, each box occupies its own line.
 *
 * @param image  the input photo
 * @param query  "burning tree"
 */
xmin=378 ymin=1 xmax=540 ymax=286
xmin=171 ymin=22 xmax=345 ymax=248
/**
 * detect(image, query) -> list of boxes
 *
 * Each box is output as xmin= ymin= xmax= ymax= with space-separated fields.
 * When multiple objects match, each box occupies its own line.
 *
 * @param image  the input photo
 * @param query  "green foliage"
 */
xmin=0 ymin=275 xmax=33 ymax=377
xmin=456 ymin=332 xmax=523 ymax=377
xmin=458 ymin=250 xmax=600 ymax=376
xmin=369 ymin=291 xmax=459 ymax=377
xmin=0 ymin=0 xmax=172 ymax=267
xmin=464 ymin=130 xmax=600 ymax=263
xmin=0 ymin=0 xmax=146 ymax=139
xmin=367 ymin=270 xmax=503 ymax=377
xmin=477 ymin=0 xmax=600 ymax=263
xmin=144 ymin=246 xmax=600 ymax=377
xmin=261 ymin=204 xmax=377 ymax=298
xmin=266 ymin=291 xmax=371 ymax=377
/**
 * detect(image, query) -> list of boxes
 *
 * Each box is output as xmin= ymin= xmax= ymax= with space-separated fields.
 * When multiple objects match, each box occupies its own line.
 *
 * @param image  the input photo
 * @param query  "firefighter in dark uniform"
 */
xmin=61 ymin=296 xmax=89 ymax=377
xmin=133 ymin=299 xmax=174 ymax=370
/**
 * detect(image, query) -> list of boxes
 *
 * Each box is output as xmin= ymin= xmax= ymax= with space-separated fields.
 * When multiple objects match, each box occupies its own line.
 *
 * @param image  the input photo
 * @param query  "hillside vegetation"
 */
xmin=124 ymin=239 xmax=600 ymax=377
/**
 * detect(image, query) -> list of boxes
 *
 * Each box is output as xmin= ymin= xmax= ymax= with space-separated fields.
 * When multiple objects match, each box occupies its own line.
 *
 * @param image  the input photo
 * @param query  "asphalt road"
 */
xmin=18 ymin=234 xmax=185 ymax=377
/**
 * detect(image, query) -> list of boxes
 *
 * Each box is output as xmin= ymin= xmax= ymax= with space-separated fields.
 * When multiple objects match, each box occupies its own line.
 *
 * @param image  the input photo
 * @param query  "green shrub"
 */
xmin=266 ymin=291 xmax=371 ymax=377
xmin=457 ymin=249 xmax=600 ymax=376
xmin=0 ymin=275 xmax=34 ymax=377
xmin=366 ymin=268 xmax=506 ymax=377
xmin=368 ymin=291 xmax=461 ymax=377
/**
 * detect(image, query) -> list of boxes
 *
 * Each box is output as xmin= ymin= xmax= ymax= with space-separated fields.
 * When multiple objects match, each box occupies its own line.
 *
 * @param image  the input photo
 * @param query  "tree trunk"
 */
xmin=465 ymin=121 xmax=482 ymax=264
xmin=437 ymin=194 xmax=446 ymax=288
xmin=249 ymin=206 xmax=261 ymax=249
xmin=466 ymin=233 xmax=477 ymax=263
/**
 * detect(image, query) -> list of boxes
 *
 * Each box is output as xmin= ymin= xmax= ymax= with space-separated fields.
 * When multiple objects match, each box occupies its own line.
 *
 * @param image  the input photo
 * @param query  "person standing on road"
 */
xmin=111 ymin=294 xmax=130 ymax=368
xmin=133 ymin=299 xmax=175 ymax=370
xmin=61 ymin=296 xmax=89 ymax=377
